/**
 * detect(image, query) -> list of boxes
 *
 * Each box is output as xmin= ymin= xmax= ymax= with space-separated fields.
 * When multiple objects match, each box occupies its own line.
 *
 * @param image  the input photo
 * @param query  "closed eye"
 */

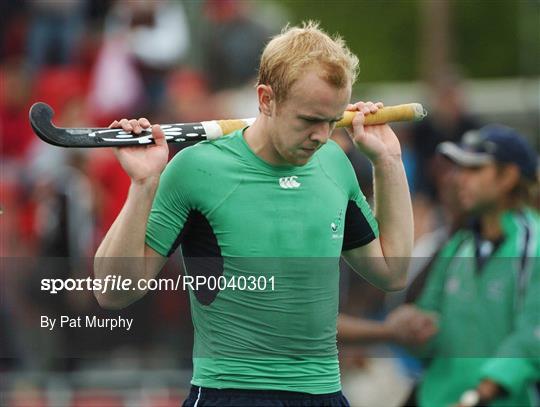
xmin=299 ymin=116 xmax=342 ymax=125
xmin=301 ymin=117 xmax=323 ymax=124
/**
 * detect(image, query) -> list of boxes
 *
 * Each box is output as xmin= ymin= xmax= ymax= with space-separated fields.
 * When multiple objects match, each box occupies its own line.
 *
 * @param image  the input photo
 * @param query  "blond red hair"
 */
xmin=257 ymin=21 xmax=359 ymax=104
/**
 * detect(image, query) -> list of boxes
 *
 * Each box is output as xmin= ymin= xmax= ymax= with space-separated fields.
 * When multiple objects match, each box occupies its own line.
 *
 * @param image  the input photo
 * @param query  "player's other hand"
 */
xmin=108 ymin=118 xmax=169 ymax=184
xmin=345 ymin=101 xmax=402 ymax=164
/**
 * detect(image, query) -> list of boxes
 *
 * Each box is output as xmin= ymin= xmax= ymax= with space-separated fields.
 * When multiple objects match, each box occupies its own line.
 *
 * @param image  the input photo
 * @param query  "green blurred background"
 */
xmin=281 ymin=0 xmax=539 ymax=82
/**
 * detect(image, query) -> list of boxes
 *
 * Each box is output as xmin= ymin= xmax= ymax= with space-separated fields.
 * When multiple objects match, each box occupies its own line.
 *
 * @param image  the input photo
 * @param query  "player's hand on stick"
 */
xmin=346 ymin=101 xmax=402 ymax=164
xmin=109 ymin=118 xmax=169 ymax=184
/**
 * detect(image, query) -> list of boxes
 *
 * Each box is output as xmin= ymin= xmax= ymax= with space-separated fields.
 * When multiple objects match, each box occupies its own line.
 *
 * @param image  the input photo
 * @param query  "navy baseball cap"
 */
xmin=437 ymin=124 xmax=538 ymax=181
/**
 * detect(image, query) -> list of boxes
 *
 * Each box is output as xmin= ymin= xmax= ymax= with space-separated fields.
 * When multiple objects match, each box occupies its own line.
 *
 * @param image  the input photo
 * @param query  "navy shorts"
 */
xmin=182 ymin=385 xmax=350 ymax=407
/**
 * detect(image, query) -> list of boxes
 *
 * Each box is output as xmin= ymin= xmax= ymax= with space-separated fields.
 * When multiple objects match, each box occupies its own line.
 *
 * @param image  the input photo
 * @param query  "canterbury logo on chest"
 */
xmin=279 ymin=176 xmax=301 ymax=189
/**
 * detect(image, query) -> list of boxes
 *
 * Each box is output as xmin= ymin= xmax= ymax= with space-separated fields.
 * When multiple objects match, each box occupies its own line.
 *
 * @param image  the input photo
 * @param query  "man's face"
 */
xmin=454 ymin=163 xmax=503 ymax=213
xmin=268 ymin=69 xmax=351 ymax=166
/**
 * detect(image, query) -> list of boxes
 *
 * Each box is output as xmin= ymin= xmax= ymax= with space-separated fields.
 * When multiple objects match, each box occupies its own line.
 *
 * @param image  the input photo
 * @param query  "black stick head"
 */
xmin=28 ymin=101 xmax=209 ymax=148
xmin=29 ymin=102 xmax=63 ymax=146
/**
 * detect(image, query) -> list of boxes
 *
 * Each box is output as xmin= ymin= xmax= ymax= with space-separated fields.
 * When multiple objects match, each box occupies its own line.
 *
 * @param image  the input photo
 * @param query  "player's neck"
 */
xmin=243 ymin=116 xmax=284 ymax=166
xmin=479 ymin=213 xmax=504 ymax=241
xmin=478 ymin=202 xmax=509 ymax=241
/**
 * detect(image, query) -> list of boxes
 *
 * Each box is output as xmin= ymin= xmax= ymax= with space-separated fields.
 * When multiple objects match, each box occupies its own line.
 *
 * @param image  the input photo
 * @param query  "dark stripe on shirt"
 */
xmin=342 ymin=200 xmax=376 ymax=251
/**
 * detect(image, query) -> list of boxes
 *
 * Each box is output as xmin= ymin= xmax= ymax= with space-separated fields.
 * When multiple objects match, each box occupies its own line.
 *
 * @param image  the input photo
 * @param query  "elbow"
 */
xmin=378 ymin=271 xmax=408 ymax=292
xmin=380 ymin=259 xmax=409 ymax=292
xmin=93 ymin=258 xmax=137 ymax=310
xmin=381 ymin=279 xmax=408 ymax=292
xmin=94 ymin=291 xmax=130 ymax=310
xmin=92 ymin=277 xmax=143 ymax=309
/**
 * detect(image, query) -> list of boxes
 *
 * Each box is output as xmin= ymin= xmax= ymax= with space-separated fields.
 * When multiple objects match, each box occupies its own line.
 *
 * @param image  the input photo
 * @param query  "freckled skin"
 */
xmin=265 ymin=69 xmax=351 ymax=166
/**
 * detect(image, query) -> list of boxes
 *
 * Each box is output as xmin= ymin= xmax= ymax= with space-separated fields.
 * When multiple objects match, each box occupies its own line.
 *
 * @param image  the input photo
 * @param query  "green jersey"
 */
xmin=416 ymin=209 xmax=540 ymax=406
xmin=146 ymin=130 xmax=378 ymax=394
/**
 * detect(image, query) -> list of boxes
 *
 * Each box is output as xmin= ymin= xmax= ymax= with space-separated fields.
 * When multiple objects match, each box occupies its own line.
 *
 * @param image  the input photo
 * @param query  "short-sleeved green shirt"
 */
xmin=146 ymin=130 xmax=378 ymax=394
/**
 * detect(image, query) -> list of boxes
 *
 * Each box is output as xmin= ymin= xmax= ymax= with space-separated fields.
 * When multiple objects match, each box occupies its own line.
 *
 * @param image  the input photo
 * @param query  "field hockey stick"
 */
xmin=29 ymin=102 xmax=426 ymax=148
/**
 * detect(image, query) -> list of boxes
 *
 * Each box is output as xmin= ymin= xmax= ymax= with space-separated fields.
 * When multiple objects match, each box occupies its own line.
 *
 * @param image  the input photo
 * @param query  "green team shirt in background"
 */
xmin=416 ymin=209 xmax=540 ymax=407
xmin=145 ymin=129 xmax=379 ymax=394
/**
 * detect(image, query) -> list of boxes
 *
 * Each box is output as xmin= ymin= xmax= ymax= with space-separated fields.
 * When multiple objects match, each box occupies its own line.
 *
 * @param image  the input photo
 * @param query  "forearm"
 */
xmin=94 ymin=178 xmax=159 ymax=308
xmin=337 ymin=314 xmax=392 ymax=343
xmin=372 ymin=156 xmax=414 ymax=271
xmin=96 ymin=178 xmax=158 ymax=258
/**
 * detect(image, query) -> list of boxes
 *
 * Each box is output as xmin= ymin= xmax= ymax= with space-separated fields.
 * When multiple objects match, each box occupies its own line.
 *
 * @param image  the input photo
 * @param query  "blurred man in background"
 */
xmin=399 ymin=125 xmax=539 ymax=407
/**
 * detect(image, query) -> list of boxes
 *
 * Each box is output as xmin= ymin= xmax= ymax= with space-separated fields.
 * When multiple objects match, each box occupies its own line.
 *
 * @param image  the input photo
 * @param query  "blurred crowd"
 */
xmin=1 ymin=1 xmax=279 ymax=405
xmin=1 ymin=1 xmax=539 ymax=407
xmin=1 ymin=0 xmax=278 ymax=256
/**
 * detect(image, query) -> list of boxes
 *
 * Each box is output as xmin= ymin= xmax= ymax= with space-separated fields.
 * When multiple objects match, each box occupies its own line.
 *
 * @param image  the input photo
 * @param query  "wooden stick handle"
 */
xmin=335 ymin=103 xmax=427 ymax=128
xmin=209 ymin=103 xmax=426 ymax=139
